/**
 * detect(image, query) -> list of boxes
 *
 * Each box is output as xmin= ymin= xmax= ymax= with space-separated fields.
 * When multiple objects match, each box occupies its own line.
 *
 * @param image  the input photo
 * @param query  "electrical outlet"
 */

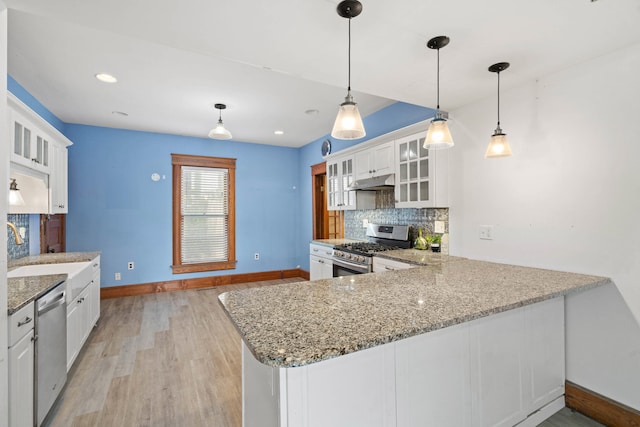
xmin=479 ymin=225 xmax=494 ymax=240
xmin=363 ymin=219 xmax=369 ymax=228
xmin=127 ymin=261 xmax=134 ymax=270
xmin=115 ymin=272 xmax=121 ymax=281
xmin=254 ymin=253 xmax=260 ymax=260
xmin=434 ymin=221 xmax=445 ymax=234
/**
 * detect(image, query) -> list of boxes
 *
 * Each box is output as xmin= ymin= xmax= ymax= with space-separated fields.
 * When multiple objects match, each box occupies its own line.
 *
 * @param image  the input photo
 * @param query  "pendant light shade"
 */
xmin=331 ymin=0 xmax=366 ymax=140
xmin=208 ymin=103 xmax=232 ymax=140
xmin=485 ymin=62 xmax=512 ymax=158
xmin=9 ymin=178 xmax=25 ymax=206
xmin=424 ymin=36 xmax=454 ymax=150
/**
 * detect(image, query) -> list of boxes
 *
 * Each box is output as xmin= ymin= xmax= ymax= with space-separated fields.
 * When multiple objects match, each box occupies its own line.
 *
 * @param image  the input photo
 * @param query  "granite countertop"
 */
xmin=311 ymin=238 xmax=362 ymax=248
xmin=219 ymin=259 xmax=612 ymax=368
xmin=8 ymin=251 xmax=100 ymax=269
xmin=8 ymin=274 xmax=67 ymax=315
xmin=7 ymin=251 xmax=100 ymax=315
xmin=375 ymin=248 xmax=466 ymax=266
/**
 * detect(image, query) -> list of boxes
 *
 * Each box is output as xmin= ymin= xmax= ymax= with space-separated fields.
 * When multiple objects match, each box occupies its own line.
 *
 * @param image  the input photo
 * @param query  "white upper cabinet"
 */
xmin=327 ymin=154 xmax=375 ymax=211
xmin=50 ymin=139 xmax=69 ymax=213
xmin=8 ymin=93 xmax=72 ymax=214
xmin=354 ymin=141 xmax=395 ymax=180
xmin=10 ymin=108 xmax=50 ymax=174
xmin=395 ymin=132 xmax=449 ymax=208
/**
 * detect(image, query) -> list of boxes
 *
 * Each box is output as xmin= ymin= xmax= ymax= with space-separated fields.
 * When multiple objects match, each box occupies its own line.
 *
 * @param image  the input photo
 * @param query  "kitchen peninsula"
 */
xmin=219 ymin=258 xmax=611 ymax=427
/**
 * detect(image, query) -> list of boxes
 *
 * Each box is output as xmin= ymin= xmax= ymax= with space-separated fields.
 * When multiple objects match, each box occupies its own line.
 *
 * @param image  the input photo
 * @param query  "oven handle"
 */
xmin=332 ymin=257 xmax=370 ymax=274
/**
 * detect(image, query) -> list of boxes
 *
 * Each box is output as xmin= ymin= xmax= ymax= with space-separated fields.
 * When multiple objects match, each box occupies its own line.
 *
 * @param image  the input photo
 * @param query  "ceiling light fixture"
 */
xmin=208 ymin=103 xmax=233 ymax=140
xmin=485 ymin=62 xmax=513 ymax=158
xmin=331 ymin=0 xmax=366 ymax=140
xmin=95 ymin=73 xmax=118 ymax=83
xmin=9 ymin=178 xmax=25 ymax=206
xmin=424 ymin=36 xmax=454 ymax=150
xmin=274 ymin=130 xmax=284 ymax=135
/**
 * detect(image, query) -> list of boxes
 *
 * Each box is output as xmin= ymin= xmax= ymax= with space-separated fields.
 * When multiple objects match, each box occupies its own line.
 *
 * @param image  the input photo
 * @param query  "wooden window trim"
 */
xmin=171 ymin=153 xmax=237 ymax=274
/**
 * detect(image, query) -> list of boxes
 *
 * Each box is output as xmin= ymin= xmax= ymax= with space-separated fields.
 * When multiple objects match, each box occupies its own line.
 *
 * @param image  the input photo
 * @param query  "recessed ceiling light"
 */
xmin=112 ymin=111 xmax=128 ymax=116
xmin=95 ymin=73 xmax=118 ymax=83
xmin=305 ymin=109 xmax=319 ymax=116
xmin=274 ymin=130 xmax=284 ymax=135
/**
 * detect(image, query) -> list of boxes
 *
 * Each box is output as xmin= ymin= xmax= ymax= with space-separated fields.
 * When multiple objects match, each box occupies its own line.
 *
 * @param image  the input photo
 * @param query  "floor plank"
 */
xmin=46 ymin=278 xmax=604 ymax=427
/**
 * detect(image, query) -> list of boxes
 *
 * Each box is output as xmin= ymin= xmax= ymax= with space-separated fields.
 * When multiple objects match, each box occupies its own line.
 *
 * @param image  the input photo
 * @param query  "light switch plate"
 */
xmin=362 ymin=219 xmax=369 ymax=228
xmin=434 ymin=221 xmax=445 ymax=233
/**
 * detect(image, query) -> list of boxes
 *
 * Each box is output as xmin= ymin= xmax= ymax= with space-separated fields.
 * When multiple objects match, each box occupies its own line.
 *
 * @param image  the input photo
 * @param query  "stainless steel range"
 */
xmin=333 ymin=224 xmax=411 ymax=276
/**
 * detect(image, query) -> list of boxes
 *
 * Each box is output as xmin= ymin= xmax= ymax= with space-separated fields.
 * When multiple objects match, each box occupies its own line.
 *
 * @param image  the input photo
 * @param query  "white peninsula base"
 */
xmin=242 ymin=297 xmax=565 ymax=427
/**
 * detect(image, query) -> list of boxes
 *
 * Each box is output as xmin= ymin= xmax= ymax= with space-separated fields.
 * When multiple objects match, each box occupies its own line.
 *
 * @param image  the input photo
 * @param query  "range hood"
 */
xmin=347 ymin=174 xmax=395 ymax=191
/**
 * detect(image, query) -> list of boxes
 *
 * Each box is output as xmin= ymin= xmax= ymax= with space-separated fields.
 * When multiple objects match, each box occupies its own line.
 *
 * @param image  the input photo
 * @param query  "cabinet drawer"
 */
xmin=8 ymin=301 xmax=35 ymax=347
xmin=373 ymin=257 xmax=414 ymax=273
xmin=310 ymin=243 xmax=333 ymax=259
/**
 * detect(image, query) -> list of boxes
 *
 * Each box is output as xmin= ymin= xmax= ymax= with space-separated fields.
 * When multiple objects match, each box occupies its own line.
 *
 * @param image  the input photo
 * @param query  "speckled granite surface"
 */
xmin=219 ymin=259 xmax=611 ymax=368
xmin=375 ymin=249 xmax=466 ymax=266
xmin=8 ymin=274 xmax=67 ymax=314
xmin=311 ymin=238 xmax=362 ymax=247
xmin=8 ymin=251 xmax=100 ymax=269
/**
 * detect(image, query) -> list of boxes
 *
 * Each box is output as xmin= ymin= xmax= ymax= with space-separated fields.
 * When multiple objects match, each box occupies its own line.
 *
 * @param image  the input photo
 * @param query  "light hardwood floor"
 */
xmin=47 ymin=280 xmax=603 ymax=427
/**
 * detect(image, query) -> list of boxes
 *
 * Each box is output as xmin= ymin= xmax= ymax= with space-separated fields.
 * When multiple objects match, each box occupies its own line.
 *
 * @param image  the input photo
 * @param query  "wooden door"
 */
xmin=40 ymin=214 xmax=66 ymax=253
xmin=312 ymin=162 xmax=344 ymax=240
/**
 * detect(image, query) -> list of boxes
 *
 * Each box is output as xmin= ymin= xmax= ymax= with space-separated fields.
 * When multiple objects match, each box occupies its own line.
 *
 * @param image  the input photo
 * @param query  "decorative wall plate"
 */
xmin=322 ymin=139 xmax=331 ymax=157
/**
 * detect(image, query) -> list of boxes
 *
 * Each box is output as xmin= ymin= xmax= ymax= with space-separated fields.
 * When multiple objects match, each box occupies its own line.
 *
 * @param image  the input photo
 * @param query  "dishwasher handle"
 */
xmin=38 ymin=290 xmax=66 ymax=315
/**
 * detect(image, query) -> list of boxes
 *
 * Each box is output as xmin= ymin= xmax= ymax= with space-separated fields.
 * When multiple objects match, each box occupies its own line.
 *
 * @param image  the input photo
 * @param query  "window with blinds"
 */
xmin=172 ymin=154 xmax=236 ymax=274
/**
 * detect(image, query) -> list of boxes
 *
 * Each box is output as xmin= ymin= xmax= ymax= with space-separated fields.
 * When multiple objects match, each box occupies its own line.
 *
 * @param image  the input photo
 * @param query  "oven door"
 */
xmin=332 ymin=257 xmax=370 ymax=276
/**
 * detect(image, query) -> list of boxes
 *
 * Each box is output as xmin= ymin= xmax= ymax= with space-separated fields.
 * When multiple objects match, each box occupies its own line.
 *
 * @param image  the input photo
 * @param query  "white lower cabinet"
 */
xmin=243 ymin=297 xmax=565 ymax=427
xmin=309 ymin=244 xmax=333 ymax=280
xmin=66 ymin=256 xmax=101 ymax=371
xmin=8 ymin=302 xmax=35 ymax=427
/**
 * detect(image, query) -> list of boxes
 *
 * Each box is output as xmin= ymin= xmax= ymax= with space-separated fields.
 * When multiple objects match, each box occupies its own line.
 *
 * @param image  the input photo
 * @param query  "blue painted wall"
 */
xmin=8 ymin=73 xmax=435 ymax=287
xmin=64 ymin=124 xmax=300 ymax=286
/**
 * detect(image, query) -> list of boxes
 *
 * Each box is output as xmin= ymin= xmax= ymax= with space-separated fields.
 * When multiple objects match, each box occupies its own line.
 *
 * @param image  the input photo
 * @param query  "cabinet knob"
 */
xmin=31 ymin=335 xmax=38 ymax=342
xmin=318 ymin=259 xmax=324 ymax=264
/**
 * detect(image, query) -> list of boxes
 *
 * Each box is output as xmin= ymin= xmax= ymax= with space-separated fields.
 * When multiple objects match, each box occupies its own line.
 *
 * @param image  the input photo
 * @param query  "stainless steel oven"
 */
xmin=332 ymin=257 xmax=370 ymax=276
xmin=332 ymin=224 xmax=411 ymax=277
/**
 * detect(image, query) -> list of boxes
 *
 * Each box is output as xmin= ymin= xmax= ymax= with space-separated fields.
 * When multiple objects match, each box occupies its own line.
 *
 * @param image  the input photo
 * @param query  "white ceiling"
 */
xmin=6 ymin=0 xmax=640 ymax=148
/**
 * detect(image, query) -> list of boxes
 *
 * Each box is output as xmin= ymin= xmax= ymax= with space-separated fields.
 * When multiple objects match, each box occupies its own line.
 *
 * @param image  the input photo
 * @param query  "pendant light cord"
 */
xmin=497 ymin=71 xmax=501 ymax=126
xmin=436 ymin=47 xmax=440 ymax=110
xmin=347 ymin=15 xmax=352 ymax=93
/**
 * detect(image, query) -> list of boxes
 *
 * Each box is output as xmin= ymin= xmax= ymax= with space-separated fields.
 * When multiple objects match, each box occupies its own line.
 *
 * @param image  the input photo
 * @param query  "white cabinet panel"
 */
xmin=355 ymin=141 xmax=395 ymax=180
xmin=396 ymin=322 xmax=471 ymax=427
xmin=285 ymin=343 xmax=397 ymax=427
xmin=327 ymin=155 xmax=375 ymax=211
xmin=8 ymin=329 xmax=34 ymax=427
xmin=49 ymin=140 xmax=68 ymax=213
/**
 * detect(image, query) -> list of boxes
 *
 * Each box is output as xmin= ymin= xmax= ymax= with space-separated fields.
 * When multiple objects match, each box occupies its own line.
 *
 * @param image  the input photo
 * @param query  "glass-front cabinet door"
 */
xmin=395 ymin=132 xmax=448 ymax=208
xmin=327 ymin=160 xmax=341 ymax=210
xmin=327 ymin=155 xmax=358 ymax=210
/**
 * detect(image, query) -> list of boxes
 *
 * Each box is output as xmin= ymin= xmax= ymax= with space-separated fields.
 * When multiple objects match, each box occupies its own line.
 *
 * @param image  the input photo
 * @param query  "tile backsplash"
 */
xmin=345 ymin=207 xmax=449 ymax=253
xmin=7 ymin=214 xmax=30 ymax=260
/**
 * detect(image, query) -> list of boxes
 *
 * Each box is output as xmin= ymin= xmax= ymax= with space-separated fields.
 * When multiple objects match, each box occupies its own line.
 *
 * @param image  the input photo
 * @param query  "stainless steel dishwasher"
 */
xmin=35 ymin=281 xmax=67 ymax=426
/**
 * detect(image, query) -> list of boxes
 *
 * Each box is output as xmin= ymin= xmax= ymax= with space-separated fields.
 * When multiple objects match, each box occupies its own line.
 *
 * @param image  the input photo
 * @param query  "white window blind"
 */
xmin=181 ymin=166 xmax=229 ymax=264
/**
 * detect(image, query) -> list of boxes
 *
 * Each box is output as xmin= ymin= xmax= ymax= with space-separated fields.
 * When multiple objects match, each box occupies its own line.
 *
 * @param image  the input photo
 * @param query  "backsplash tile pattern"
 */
xmin=7 ymin=214 xmax=30 ymax=260
xmin=345 ymin=208 xmax=449 ymax=253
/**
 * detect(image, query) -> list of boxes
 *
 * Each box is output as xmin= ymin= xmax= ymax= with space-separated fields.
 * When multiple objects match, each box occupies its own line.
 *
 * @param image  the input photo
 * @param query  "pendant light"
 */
xmin=9 ymin=178 xmax=25 ymax=206
xmin=331 ymin=0 xmax=366 ymax=140
xmin=485 ymin=62 xmax=513 ymax=158
xmin=424 ymin=36 xmax=454 ymax=150
xmin=208 ymin=103 xmax=233 ymax=140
